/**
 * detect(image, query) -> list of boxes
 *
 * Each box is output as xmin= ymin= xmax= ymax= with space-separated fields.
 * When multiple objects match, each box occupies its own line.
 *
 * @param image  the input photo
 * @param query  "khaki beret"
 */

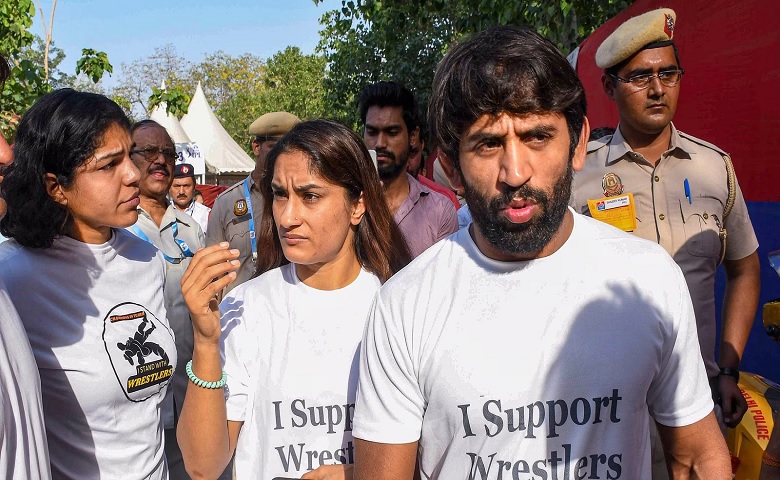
xmin=596 ymin=8 xmax=677 ymax=69
xmin=248 ymin=111 xmax=301 ymax=137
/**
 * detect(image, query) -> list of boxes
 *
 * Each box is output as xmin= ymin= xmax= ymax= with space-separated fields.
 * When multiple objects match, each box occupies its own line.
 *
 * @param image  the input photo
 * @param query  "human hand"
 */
xmin=180 ymin=242 xmax=240 ymax=345
xmin=718 ymin=375 xmax=748 ymax=428
xmin=301 ymin=464 xmax=353 ymax=480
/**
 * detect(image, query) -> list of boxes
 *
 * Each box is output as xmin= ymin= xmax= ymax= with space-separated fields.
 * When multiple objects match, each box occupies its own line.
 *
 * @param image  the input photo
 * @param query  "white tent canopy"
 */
xmin=180 ymin=82 xmax=254 ymax=175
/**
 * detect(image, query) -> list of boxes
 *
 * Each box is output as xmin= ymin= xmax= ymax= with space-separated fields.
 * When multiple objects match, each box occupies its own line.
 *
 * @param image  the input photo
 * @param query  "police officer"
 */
xmin=170 ymin=163 xmax=211 ymax=234
xmin=206 ymin=111 xmax=300 ymax=293
xmin=570 ymin=8 xmax=760 ymax=477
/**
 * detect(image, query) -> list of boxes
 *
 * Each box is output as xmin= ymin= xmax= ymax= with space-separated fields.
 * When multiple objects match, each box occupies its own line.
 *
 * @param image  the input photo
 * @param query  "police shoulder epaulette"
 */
xmin=677 ymin=130 xmax=728 ymax=157
xmin=215 ymin=180 xmax=244 ymax=200
xmin=587 ymin=135 xmax=611 ymax=154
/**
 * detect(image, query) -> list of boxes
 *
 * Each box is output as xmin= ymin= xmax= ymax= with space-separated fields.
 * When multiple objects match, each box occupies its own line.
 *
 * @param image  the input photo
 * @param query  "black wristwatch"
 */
xmin=718 ymin=367 xmax=740 ymax=382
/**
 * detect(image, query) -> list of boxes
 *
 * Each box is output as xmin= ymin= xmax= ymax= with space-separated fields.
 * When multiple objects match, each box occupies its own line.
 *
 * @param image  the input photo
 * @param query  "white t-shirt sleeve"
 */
xmin=353 ymin=295 xmax=425 ymax=444
xmin=220 ymin=291 xmax=255 ymax=422
xmin=647 ymin=261 xmax=713 ymax=427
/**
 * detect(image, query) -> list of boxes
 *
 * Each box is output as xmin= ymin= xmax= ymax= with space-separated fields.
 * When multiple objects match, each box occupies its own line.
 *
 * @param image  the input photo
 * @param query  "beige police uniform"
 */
xmin=206 ymin=176 xmax=263 ymax=293
xmin=571 ymin=124 xmax=758 ymax=378
xmin=132 ymin=204 xmax=205 ymax=480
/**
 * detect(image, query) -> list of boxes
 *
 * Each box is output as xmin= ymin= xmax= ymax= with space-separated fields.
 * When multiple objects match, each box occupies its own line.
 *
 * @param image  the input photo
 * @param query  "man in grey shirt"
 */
xmin=358 ymin=81 xmax=458 ymax=257
xmin=127 ymin=120 xmax=206 ymax=480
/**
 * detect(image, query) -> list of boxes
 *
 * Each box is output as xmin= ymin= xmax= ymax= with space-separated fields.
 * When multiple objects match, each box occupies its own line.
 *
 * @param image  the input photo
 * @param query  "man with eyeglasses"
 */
xmin=571 ymin=8 xmax=759 ymax=479
xmin=206 ymin=111 xmax=300 ymax=293
xmin=128 ymin=119 xmax=207 ymax=480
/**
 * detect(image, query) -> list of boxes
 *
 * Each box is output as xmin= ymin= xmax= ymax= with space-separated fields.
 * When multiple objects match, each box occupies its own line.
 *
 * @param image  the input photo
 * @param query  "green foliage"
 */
xmin=0 ymin=0 xmax=112 ymax=140
xmin=107 ymin=46 xmax=327 ymax=155
xmin=0 ymin=0 xmax=46 ymax=139
xmin=110 ymin=44 xmax=193 ymax=118
xmin=148 ymin=86 xmax=190 ymax=117
xmin=316 ymin=0 xmax=634 ymax=132
xmin=259 ymin=47 xmax=326 ymax=120
xmin=75 ymin=48 xmax=113 ymax=83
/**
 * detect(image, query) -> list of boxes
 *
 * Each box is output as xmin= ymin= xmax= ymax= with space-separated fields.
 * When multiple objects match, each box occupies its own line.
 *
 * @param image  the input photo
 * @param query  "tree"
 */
xmin=315 ymin=0 xmax=634 ymax=129
xmin=259 ymin=47 xmax=326 ymax=120
xmin=110 ymin=44 xmax=193 ymax=119
xmin=1 ymin=0 xmax=111 ymax=139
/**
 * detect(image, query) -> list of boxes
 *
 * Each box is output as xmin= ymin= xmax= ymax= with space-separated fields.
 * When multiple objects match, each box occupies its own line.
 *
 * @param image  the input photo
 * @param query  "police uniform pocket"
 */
xmin=680 ymin=198 xmax=723 ymax=258
xmin=224 ymin=214 xmax=251 ymax=243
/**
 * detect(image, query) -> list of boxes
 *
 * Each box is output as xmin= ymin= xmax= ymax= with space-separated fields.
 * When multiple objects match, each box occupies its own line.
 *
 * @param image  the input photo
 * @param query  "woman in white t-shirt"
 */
xmin=0 ymin=89 xmax=176 ymax=479
xmin=178 ymin=119 xmax=411 ymax=479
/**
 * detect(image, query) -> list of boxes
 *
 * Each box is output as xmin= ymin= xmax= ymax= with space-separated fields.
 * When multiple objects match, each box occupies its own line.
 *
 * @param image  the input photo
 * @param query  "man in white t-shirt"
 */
xmin=352 ymin=26 xmax=731 ymax=480
xmin=170 ymin=162 xmax=210 ymax=234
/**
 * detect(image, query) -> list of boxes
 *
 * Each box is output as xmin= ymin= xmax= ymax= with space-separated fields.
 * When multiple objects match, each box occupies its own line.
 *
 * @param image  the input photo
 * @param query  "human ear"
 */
xmin=44 ymin=173 xmax=68 ymax=207
xmin=351 ymin=191 xmax=366 ymax=226
xmin=572 ymin=117 xmax=590 ymax=172
xmin=602 ymin=74 xmax=616 ymax=101
xmin=438 ymin=151 xmax=463 ymax=193
xmin=409 ymin=126 xmax=420 ymax=149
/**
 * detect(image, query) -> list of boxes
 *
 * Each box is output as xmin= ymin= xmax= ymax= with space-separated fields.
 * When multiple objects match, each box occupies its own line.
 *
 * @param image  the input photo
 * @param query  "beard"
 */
xmin=463 ymin=162 xmax=573 ymax=257
xmin=376 ymin=148 xmax=409 ymax=182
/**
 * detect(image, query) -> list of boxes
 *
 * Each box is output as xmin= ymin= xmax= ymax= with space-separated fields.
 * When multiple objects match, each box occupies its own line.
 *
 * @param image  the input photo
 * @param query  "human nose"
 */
xmin=647 ymin=75 xmax=665 ymax=96
xmin=497 ymin=140 xmax=532 ymax=188
xmin=277 ymin=196 xmax=303 ymax=228
xmin=125 ymin=156 xmax=141 ymax=185
xmin=0 ymin=135 xmax=13 ymax=167
xmin=374 ymin=132 xmax=388 ymax=149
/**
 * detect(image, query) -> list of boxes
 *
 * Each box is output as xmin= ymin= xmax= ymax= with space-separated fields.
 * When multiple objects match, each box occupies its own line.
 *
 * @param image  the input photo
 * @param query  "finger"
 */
xmin=181 ymin=258 xmax=239 ymax=315
xmin=181 ymin=265 xmax=238 ymax=313
xmin=180 ymin=242 xmax=239 ymax=287
xmin=181 ymin=247 xmax=240 ymax=297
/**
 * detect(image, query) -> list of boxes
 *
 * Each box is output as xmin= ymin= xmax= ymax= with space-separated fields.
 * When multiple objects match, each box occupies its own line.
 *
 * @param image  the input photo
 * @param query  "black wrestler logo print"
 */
xmin=117 ymin=315 xmax=169 ymax=365
xmin=103 ymin=303 xmax=176 ymax=402
xmin=116 ymin=315 xmax=173 ymax=393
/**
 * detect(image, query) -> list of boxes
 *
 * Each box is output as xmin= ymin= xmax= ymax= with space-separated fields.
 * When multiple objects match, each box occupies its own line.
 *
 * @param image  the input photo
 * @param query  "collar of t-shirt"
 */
xmin=606 ymin=122 xmax=692 ymax=166
xmin=461 ymin=207 xmax=581 ymax=274
xmin=394 ymin=173 xmax=431 ymax=223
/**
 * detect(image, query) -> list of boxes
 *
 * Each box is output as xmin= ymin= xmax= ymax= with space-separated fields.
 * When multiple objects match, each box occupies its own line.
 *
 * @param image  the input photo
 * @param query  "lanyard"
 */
xmin=130 ymin=220 xmax=194 ymax=264
xmin=243 ymin=178 xmax=258 ymax=262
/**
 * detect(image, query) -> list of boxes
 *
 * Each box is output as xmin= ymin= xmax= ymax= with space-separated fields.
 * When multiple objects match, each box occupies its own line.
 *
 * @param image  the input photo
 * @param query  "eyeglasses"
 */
xmin=610 ymin=69 xmax=685 ymax=89
xmin=130 ymin=146 xmax=178 ymax=164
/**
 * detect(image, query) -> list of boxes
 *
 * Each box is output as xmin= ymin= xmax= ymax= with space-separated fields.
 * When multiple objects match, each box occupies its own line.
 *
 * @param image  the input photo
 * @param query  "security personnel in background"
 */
xmin=206 ymin=111 xmax=300 ymax=293
xmin=170 ymin=163 xmax=211 ymax=234
xmin=570 ymin=8 xmax=760 ymax=478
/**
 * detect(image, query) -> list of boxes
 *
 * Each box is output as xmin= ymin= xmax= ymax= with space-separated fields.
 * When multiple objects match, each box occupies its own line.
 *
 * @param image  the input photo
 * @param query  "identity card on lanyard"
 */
xmin=243 ymin=178 xmax=258 ymax=262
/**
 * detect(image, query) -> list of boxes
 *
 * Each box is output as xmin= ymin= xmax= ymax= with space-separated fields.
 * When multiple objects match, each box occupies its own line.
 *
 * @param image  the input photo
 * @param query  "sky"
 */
xmin=32 ymin=0 xmax=342 ymax=87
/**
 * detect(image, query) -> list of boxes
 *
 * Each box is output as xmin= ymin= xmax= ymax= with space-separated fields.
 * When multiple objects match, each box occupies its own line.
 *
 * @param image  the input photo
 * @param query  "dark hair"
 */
xmin=589 ymin=126 xmax=615 ymax=141
xmin=0 ymin=89 xmax=131 ymax=248
xmin=131 ymin=119 xmax=163 ymax=135
xmin=357 ymin=81 xmax=419 ymax=133
xmin=604 ymin=43 xmax=682 ymax=78
xmin=255 ymin=119 xmax=411 ymax=283
xmin=429 ymin=26 xmax=587 ymax=168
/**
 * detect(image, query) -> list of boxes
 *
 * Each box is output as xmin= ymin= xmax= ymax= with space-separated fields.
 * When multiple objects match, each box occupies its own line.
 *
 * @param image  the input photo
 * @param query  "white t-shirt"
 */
xmin=183 ymin=200 xmax=211 ymax=236
xmin=0 ymin=230 xmax=177 ymax=479
xmin=0 ymin=279 xmax=50 ymax=479
xmin=354 ymin=211 xmax=713 ymax=479
xmin=221 ymin=264 xmax=381 ymax=479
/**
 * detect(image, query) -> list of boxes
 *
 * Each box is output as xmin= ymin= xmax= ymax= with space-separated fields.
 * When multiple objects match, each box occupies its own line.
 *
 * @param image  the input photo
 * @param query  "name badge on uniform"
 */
xmin=587 ymin=193 xmax=637 ymax=232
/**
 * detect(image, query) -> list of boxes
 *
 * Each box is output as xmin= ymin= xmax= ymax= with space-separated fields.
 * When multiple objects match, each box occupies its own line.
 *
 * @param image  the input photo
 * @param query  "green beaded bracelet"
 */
xmin=185 ymin=360 xmax=227 ymax=389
